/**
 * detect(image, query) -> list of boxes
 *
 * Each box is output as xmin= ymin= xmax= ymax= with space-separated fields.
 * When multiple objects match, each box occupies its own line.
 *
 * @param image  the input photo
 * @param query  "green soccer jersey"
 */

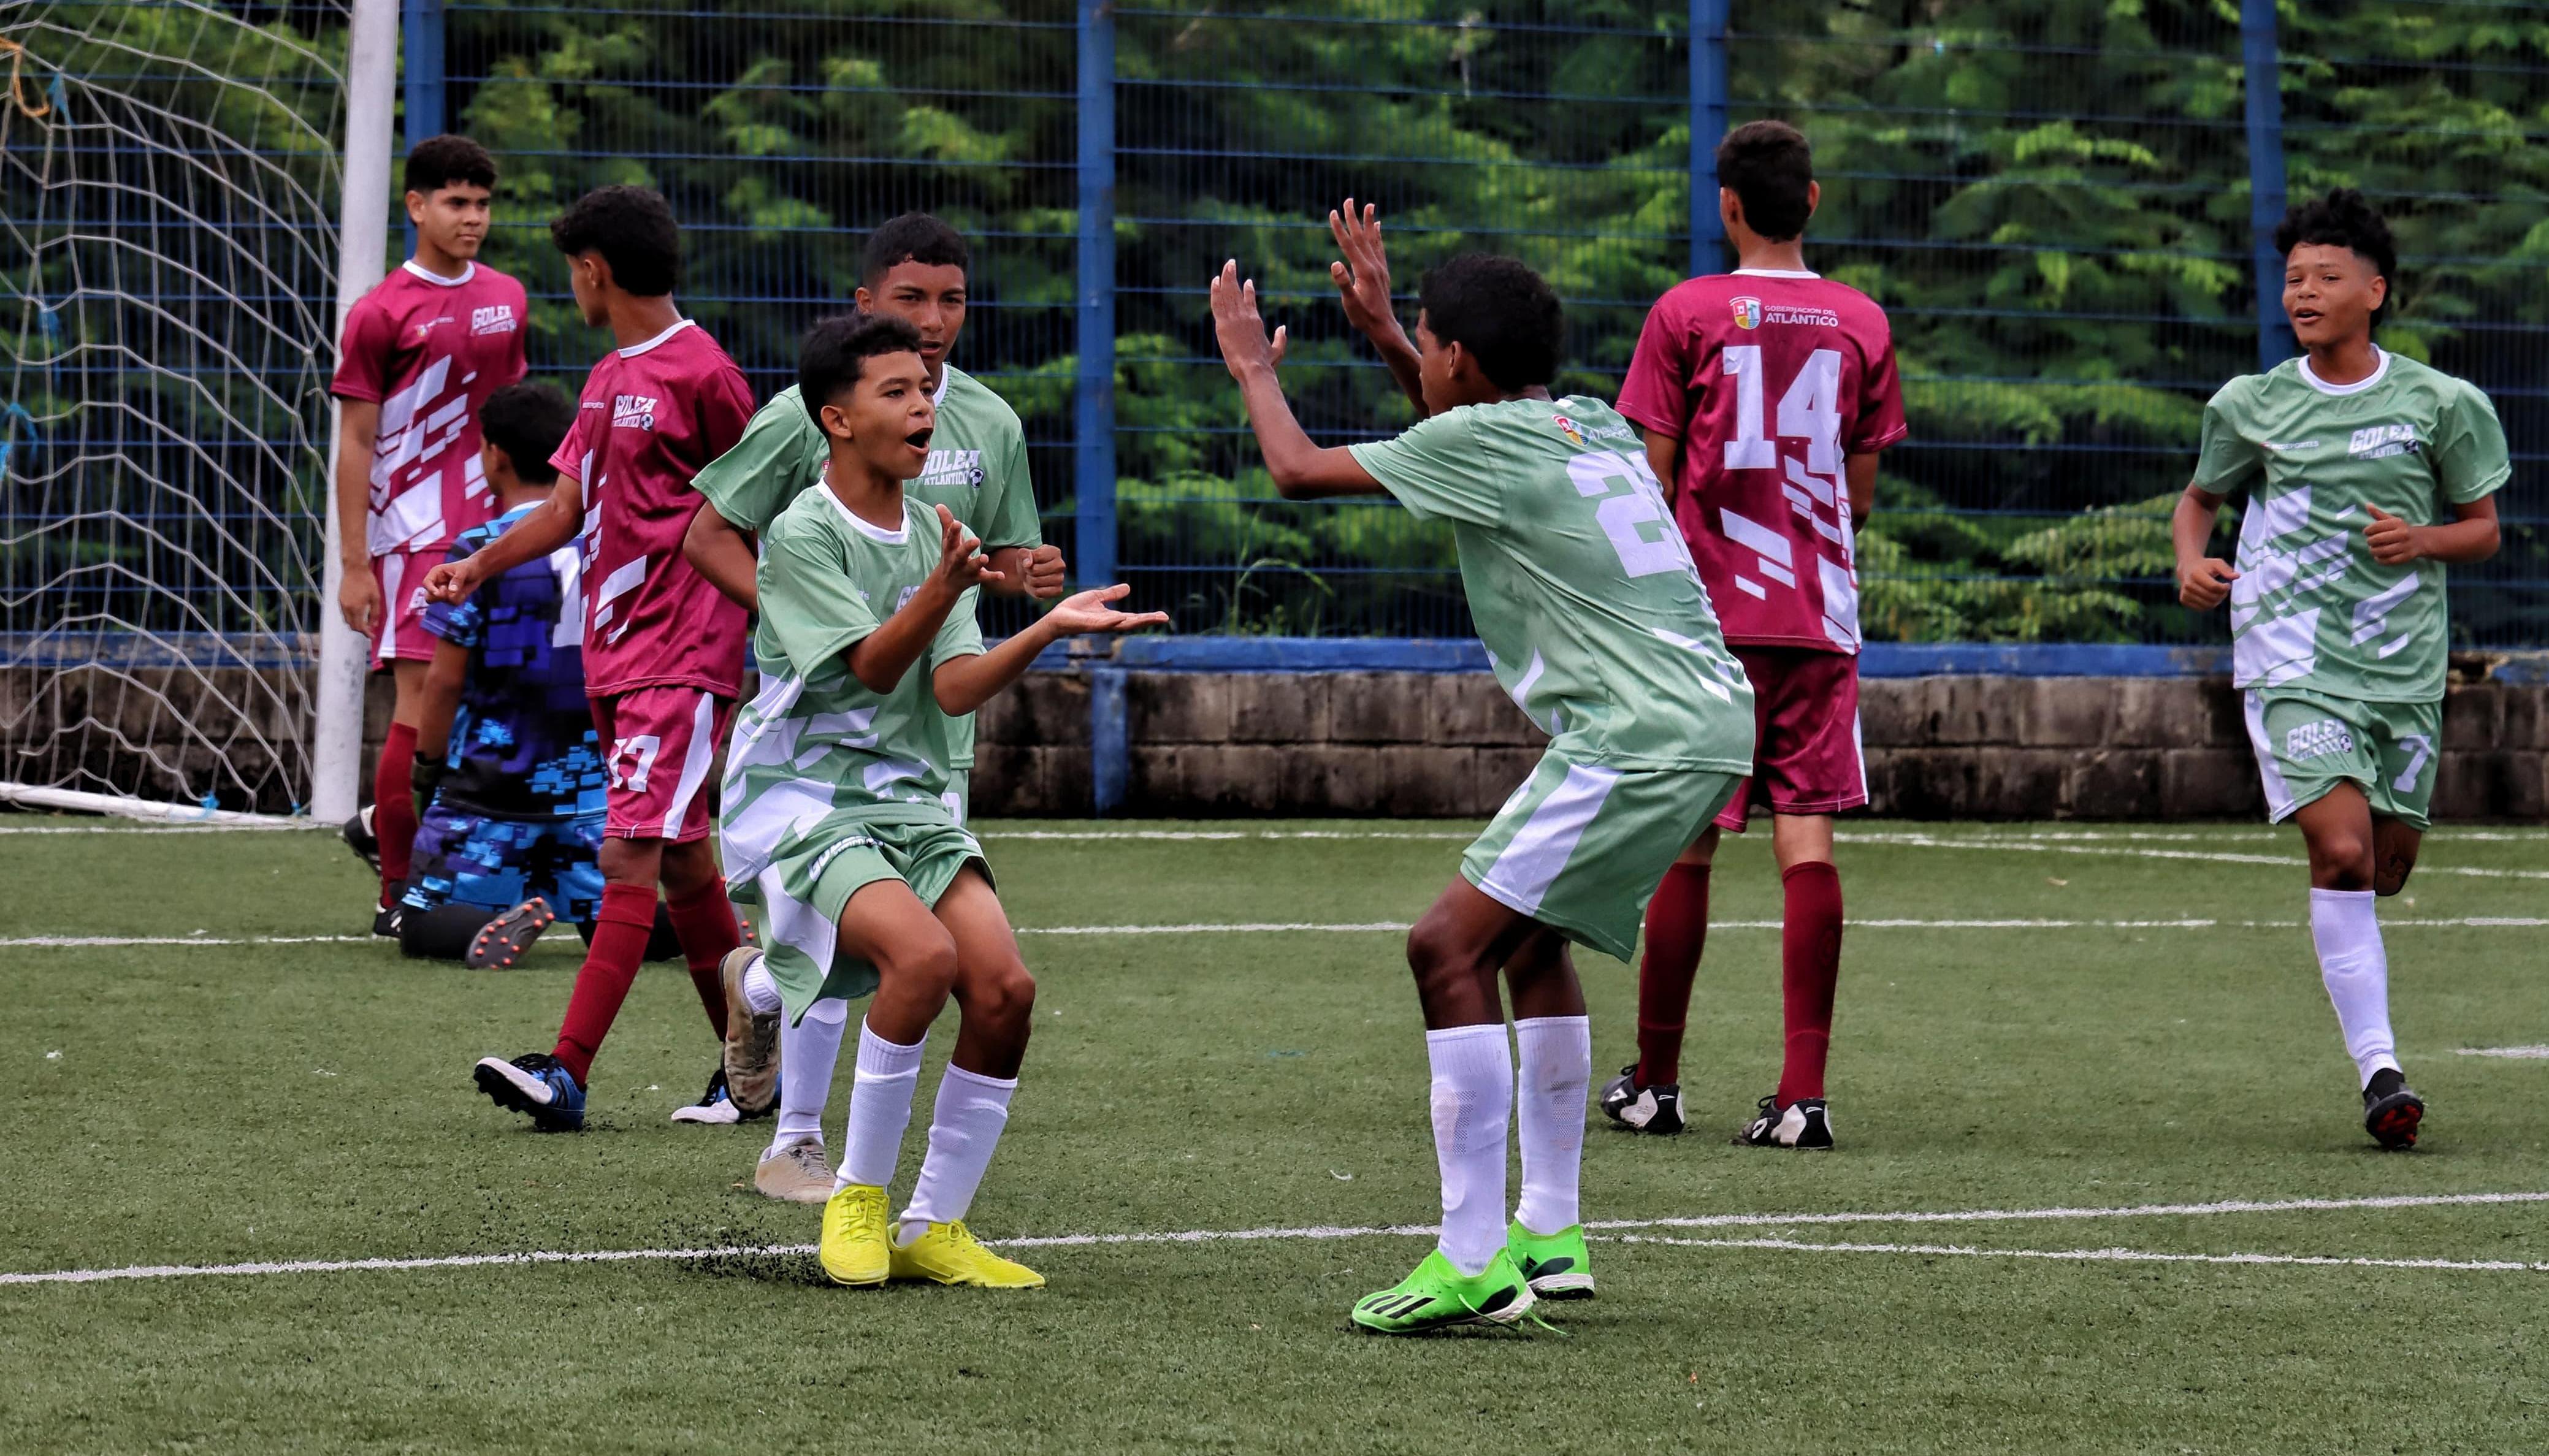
xmin=2191 ymin=349 xmax=2508 ymax=701
xmin=716 ymin=483 xmax=984 ymax=891
xmin=691 ymin=364 xmax=1039 ymax=766
xmin=1348 ymin=397 xmax=1756 ymax=772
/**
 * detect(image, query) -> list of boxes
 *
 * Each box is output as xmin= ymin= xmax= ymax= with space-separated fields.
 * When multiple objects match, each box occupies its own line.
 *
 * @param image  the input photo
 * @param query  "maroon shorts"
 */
xmin=1716 ymin=645 xmax=1867 ymax=833
xmin=369 ymin=549 xmax=440 ymax=669
xmin=592 ymin=686 xmax=735 ymax=843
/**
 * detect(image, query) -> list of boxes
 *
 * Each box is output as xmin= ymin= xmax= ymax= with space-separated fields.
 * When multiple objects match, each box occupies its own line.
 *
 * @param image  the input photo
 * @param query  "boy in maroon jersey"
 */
xmin=329 ymin=135 xmax=529 ymax=934
xmin=425 ymin=185 xmax=755 ymax=1130
xmin=1602 ymin=120 xmax=1907 ymax=1148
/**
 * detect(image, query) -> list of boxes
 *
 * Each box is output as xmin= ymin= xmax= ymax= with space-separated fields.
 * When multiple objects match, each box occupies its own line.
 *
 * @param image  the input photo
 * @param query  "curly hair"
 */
xmin=2274 ymin=188 xmax=2398 ymax=322
xmin=549 ymin=185 xmax=681 ymax=298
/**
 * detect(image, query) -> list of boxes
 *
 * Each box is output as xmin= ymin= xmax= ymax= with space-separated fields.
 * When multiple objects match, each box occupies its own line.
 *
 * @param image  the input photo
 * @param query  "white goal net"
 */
xmin=1 ymin=0 xmax=351 ymax=816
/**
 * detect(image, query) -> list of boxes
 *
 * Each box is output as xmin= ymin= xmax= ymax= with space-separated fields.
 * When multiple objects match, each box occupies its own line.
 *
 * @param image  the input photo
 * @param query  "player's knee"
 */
xmin=1404 ymin=912 xmax=1483 ymax=993
xmin=882 ymin=934 xmax=960 ymax=1001
xmin=966 ymin=959 xmax=1038 ymax=1031
xmin=2307 ymin=831 xmax=2373 ymax=891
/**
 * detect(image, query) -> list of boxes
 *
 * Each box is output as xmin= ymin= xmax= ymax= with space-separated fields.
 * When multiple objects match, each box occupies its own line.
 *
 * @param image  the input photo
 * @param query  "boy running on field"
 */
xmin=330 ymin=134 xmax=529 ymax=934
xmin=717 ymin=311 xmax=1163 ymax=1288
xmin=1213 ymin=229 xmax=1756 ymax=1333
xmin=426 ymin=185 xmax=757 ymax=1130
xmin=401 ymin=382 xmax=608 ymax=967
xmin=1604 ymin=120 xmax=1906 ymax=1148
xmin=2173 ymin=188 xmax=2505 ymax=1151
xmin=682 ymin=213 xmax=1067 ymax=1202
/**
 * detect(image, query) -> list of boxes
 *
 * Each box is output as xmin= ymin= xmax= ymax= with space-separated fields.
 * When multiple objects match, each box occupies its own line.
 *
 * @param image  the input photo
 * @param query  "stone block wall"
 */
xmin=969 ymin=670 xmax=2549 ymax=820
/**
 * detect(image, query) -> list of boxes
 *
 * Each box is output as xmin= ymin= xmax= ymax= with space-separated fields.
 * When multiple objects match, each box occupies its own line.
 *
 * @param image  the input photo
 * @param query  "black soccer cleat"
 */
xmin=342 ymin=806 xmax=381 ymax=873
xmin=1599 ymin=1064 xmax=1684 ymax=1135
xmin=467 ymin=898 xmax=556 ymax=970
xmin=371 ymin=898 xmax=405 ymax=939
xmin=1735 ymin=1095 xmax=1834 ymax=1149
xmin=2362 ymin=1069 xmax=2424 ymax=1151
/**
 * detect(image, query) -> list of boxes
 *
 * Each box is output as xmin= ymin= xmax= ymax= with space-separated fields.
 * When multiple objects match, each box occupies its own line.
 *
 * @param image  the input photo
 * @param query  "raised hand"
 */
xmin=1328 ymin=197 xmax=1397 ymax=339
xmin=2363 ymin=503 xmax=2423 ymax=565
xmin=1022 ymin=543 xmax=1068 ymax=600
xmin=1044 ymin=583 xmax=1169 ymax=636
xmin=930 ymin=503 xmax=1002 ymax=593
xmin=422 ymin=557 xmax=481 ymax=606
xmin=2176 ymin=555 xmax=2238 ymax=610
xmin=1210 ymin=260 xmax=1288 ymax=381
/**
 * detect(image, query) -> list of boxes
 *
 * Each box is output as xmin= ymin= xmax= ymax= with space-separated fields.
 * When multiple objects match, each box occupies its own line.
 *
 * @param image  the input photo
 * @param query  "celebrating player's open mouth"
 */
xmin=904 ymin=425 xmax=934 ymax=460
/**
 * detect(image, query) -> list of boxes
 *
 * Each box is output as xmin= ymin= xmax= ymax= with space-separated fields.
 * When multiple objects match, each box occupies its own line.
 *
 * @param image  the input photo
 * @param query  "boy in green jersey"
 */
xmin=682 ymin=214 xmax=1069 ymax=1202
xmin=719 ymin=312 xmax=1163 ymax=1287
xmin=1212 ymin=227 xmax=1756 ymax=1334
xmin=2173 ymin=189 xmax=2507 ymax=1151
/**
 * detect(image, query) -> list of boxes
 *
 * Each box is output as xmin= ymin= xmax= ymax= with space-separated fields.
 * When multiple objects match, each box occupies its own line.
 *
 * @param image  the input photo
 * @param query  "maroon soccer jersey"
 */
xmin=1617 ymin=270 xmax=1907 ymax=654
xmin=551 ymin=319 xmax=754 ymax=698
xmin=329 ymin=259 xmax=530 ymax=557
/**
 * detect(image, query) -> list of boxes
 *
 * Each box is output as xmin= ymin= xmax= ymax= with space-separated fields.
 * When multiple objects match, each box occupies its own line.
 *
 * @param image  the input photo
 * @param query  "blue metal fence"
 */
xmin=405 ymin=0 xmax=2548 ymax=652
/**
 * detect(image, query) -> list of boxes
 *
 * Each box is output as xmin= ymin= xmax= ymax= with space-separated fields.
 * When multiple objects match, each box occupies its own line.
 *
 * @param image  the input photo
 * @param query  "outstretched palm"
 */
xmin=1045 ymin=584 xmax=1169 ymax=635
xmin=1328 ymin=198 xmax=1396 ymax=338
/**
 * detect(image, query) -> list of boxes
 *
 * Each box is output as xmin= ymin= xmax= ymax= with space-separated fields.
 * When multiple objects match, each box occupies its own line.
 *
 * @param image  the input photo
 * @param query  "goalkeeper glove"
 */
xmin=411 ymin=752 xmax=449 ymax=807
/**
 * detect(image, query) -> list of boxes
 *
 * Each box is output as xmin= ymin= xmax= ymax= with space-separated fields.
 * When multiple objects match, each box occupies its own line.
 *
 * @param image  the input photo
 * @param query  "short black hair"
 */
xmin=1716 ymin=120 xmax=1815 ymax=242
xmin=860 ymin=212 xmax=969 ymax=286
xmin=480 ymin=381 xmax=575 ymax=486
xmin=798 ymin=311 xmax=928 ymax=425
xmin=2274 ymin=187 xmax=2398 ymax=322
xmin=549 ymin=185 xmax=680 ymax=297
xmin=405 ymin=134 xmax=497 ymax=196
xmin=1416 ymin=254 xmax=1564 ymax=391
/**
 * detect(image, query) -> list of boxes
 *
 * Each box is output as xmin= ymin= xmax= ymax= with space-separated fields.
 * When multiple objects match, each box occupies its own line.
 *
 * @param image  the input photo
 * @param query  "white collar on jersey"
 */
xmin=1730 ymin=267 xmax=1821 ymax=279
xmin=617 ymin=316 xmax=697 ymax=359
xmin=402 ymin=258 xmax=477 ymax=288
xmin=931 ymin=365 xmax=954 ymax=407
xmin=818 ymin=466 xmax=915 ymax=545
xmin=2297 ymin=345 xmax=2390 ymax=396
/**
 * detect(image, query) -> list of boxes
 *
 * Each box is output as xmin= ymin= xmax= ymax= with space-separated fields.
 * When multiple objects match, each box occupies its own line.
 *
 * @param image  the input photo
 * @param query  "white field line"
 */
xmin=1607 ymin=1233 xmax=2549 ymax=1275
xmin=0 ymin=823 xmax=321 ymax=836
xmin=1835 ymin=831 xmax=2549 ymax=880
xmin=7 ymin=1189 xmax=2545 ymax=1288
xmin=9 ymin=917 xmax=2547 ymax=951
xmin=984 ymin=829 xmax=1473 ymax=842
xmin=2459 ymin=1046 xmax=2549 ymax=1059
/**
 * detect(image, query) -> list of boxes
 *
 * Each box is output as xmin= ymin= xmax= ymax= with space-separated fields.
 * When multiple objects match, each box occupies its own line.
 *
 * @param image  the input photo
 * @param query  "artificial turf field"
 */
xmin=4 ymin=813 xmax=2548 ymax=1454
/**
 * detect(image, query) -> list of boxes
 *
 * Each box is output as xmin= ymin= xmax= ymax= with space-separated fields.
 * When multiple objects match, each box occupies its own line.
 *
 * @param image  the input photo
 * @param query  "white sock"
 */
xmin=1511 ymin=1015 xmax=1591 ymax=1236
xmin=740 ymin=953 xmax=782 ymax=1015
xmin=898 ymin=1064 xmax=1019 ymax=1244
xmin=1424 ymin=1023 xmax=1514 ymax=1277
xmin=2310 ymin=888 xmax=2399 ymax=1088
xmin=833 ymin=1020 xmax=925 ymax=1192
xmin=765 ymin=996 xmax=846 ymax=1158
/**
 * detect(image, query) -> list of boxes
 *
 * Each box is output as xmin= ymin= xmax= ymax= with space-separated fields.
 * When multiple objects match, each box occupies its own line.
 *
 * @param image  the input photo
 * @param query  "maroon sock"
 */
xmin=665 ymin=876 xmax=739 ymax=1041
xmin=375 ymin=722 xmax=419 ymax=903
xmin=551 ymin=882 xmax=659 ymax=1086
xmin=1634 ymin=862 xmax=1711 ymax=1088
xmin=1775 ymin=861 xmax=1844 ymax=1107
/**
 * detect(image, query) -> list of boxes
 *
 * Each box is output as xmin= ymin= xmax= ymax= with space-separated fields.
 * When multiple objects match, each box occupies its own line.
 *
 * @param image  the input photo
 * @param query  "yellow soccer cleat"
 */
xmin=888 ymin=1220 xmax=1045 ymax=1289
xmin=818 ymin=1183 xmax=891 ymax=1287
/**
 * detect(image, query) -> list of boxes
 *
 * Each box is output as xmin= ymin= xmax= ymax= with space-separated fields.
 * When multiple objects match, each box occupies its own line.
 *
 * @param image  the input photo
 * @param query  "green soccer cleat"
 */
xmin=1350 ymin=1248 xmax=1535 ymax=1335
xmin=1506 ymin=1220 xmax=1596 ymax=1300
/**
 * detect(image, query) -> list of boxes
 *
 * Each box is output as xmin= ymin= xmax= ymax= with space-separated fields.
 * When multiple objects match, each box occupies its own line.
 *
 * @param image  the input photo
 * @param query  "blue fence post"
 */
xmin=2241 ymin=0 xmax=2291 ymax=372
xmin=399 ymin=0 xmax=444 ymax=258
xmin=1077 ymin=0 xmax=1122 ymax=815
xmin=1688 ymin=0 xmax=1728 ymax=275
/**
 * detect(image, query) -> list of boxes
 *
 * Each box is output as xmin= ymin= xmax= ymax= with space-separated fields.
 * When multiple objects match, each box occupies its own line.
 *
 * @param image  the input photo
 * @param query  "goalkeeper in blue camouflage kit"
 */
xmin=400 ymin=383 xmax=614 ymax=967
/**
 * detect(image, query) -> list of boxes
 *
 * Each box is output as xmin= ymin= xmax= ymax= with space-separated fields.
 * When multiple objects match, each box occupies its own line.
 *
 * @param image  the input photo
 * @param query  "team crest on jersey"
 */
xmin=470 ymin=304 xmax=518 ymax=336
xmin=1730 ymin=296 xmax=1763 ymax=330
xmin=917 ymin=448 xmax=986 ymax=490
xmin=2348 ymin=423 xmax=2418 ymax=460
xmin=611 ymin=394 xmax=659 ymax=431
xmin=1551 ymin=414 xmax=1586 ymax=447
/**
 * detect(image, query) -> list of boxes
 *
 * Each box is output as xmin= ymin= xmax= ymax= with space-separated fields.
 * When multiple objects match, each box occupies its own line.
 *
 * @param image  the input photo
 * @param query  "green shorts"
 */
xmin=2242 ymin=687 xmax=2440 ymax=831
xmin=1462 ymin=749 xmax=1739 ymax=962
xmin=736 ymin=807 xmax=990 ymax=1019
